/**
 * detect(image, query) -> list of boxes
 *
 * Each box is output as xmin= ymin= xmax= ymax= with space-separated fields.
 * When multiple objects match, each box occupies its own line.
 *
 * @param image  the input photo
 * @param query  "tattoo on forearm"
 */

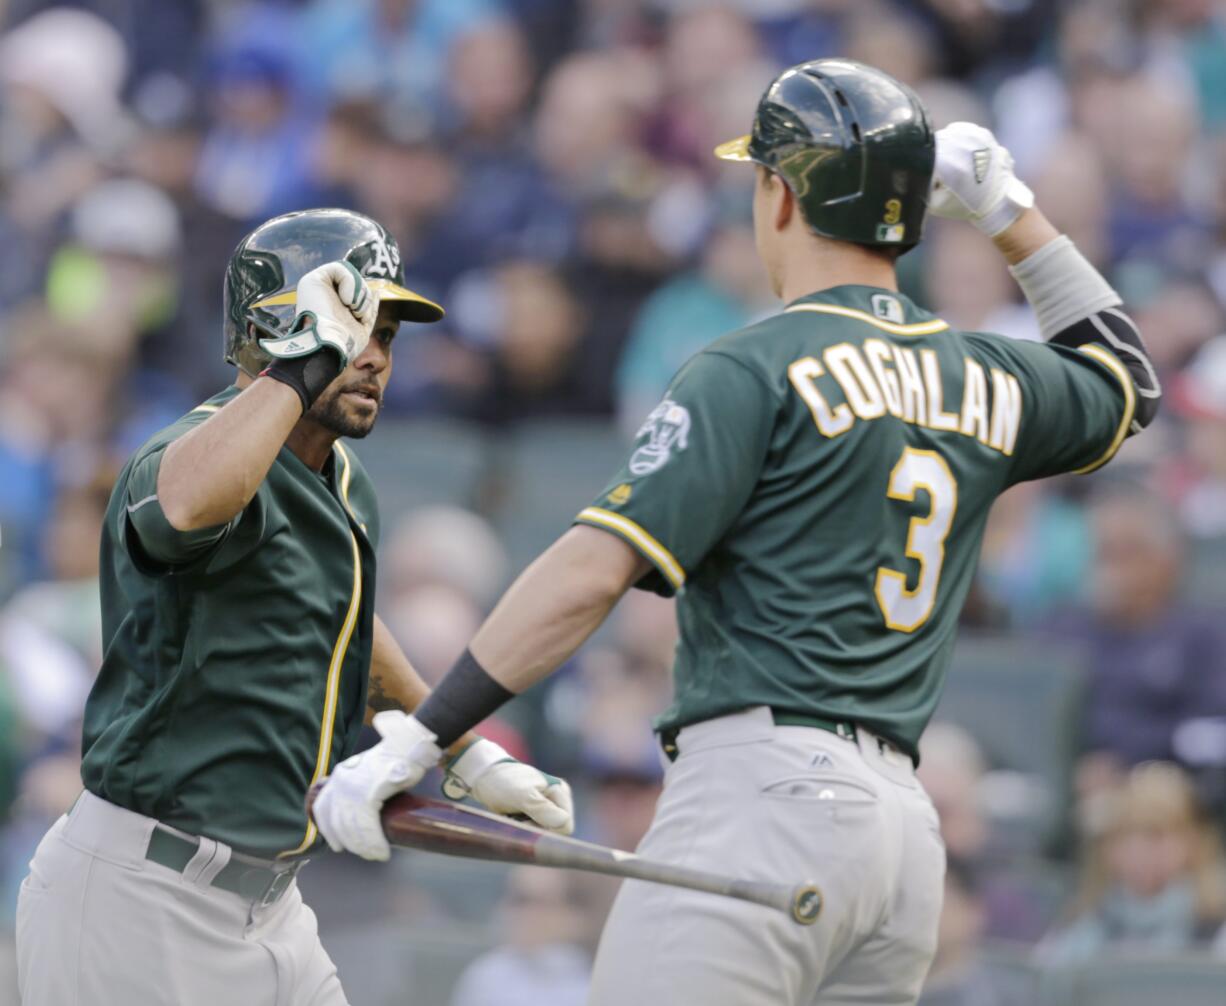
xmin=366 ymin=675 xmax=409 ymax=714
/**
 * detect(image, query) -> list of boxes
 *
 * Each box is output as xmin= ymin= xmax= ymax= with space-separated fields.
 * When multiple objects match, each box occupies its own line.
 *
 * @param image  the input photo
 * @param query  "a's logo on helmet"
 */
xmin=630 ymin=399 xmax=691 ymax=476
xmin=361 ymin=238 xmax=402 ymax=281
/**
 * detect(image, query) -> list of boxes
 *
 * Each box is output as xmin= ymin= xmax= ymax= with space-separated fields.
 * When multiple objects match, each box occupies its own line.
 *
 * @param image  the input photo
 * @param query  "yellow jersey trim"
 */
xmin=1070 ymin=344 xmax=1137 ymax=475
xmin=334 ymin=442 xmax=355 ymax=518
xmin=283 ymin=444 xmax=363 ymax=856
xmin=190 ymin=403 xmax=221 ymax=415
xmin=784 ymin=303 xmax=949 ymax=337
xmin=576 ymin=507 xmax=685 ymax=589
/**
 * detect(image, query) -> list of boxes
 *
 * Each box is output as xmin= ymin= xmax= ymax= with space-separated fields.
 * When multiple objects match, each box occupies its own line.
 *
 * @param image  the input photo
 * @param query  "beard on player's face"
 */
xmin=308 ymin=374 xmax=383 ymax=438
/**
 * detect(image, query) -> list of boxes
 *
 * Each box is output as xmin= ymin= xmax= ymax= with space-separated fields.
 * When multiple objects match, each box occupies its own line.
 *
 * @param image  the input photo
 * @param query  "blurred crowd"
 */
xmin=2 ymin=0 xmax=1226 ymax=1001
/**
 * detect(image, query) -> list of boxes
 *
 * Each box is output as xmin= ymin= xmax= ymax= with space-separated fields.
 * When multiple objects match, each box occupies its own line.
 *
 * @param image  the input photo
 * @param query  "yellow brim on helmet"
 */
xmin=714 ymin=135 xmax=753 ymax=162
xmin=252 ymin=279 xmax=445 ymax=323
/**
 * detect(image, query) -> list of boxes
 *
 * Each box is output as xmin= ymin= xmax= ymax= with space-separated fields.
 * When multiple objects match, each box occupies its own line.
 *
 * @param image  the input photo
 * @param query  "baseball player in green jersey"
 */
xmin=312 ymin=61 xmax=1161 ymax=1003
xmin=15 ymin=208 xmax=573 ymax=1005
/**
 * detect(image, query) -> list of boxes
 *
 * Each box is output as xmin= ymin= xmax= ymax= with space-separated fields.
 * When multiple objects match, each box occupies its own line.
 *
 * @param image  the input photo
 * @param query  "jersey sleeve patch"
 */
xmin=629 ymin=398 xmax=692 ymax=475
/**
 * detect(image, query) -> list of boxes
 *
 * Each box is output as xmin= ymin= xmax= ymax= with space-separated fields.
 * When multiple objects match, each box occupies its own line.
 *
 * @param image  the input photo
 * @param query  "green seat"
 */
xmin=349 ymin=419 xmax=491 ymax=522
xmin=490 ymin=420 xmax=630 ymax=572
xmin=934 ymin=637 xmax=1086 ymax=852
xmin=1041 ymin=956 xmax=1226 ymax=1006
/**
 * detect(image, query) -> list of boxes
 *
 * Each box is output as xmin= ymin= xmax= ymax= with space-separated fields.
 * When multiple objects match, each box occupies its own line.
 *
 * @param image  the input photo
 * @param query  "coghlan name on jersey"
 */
xmin=787 ymin=338 xmax=1023 ymax=457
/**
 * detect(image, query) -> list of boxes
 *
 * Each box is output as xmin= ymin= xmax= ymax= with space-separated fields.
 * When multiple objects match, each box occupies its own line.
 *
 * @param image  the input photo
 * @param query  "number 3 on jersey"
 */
xmin=874 ymin=448 xmax=958 ymax=632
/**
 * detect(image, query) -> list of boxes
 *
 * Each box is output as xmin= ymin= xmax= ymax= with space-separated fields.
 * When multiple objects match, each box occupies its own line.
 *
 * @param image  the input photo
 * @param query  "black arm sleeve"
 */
xmin=1049 ymin=306 xmax=1161 ymax=432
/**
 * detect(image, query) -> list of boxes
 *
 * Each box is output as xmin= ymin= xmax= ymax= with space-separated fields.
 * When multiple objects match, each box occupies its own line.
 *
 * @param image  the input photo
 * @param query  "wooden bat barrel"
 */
xmin=306 ymin=785 xmax=822 ymax=925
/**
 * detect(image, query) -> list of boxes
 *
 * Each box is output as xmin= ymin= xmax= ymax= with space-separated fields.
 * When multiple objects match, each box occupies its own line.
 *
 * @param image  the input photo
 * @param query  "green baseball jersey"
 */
xmin=81 ymin=385 xmax=380 ymax=858
xmin=577 ymin=285 xmax=1135 ymax=758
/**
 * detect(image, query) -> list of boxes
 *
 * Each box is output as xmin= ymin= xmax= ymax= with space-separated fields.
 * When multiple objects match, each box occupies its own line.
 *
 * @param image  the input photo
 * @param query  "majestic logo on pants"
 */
xmin=630 ymin=399 xmax=691 ymax=475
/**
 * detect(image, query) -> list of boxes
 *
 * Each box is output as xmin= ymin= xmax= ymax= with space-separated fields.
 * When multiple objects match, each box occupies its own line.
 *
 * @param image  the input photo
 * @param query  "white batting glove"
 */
xmin=929 ymin=122 xmax=1035 ymax=237
xmin=260 ymin=260 xmax=377 ymax=368
xmin=443 ymin=739 xmax=575 ymax=835
xmin=312 ymin=711 xmax=442 ymax=861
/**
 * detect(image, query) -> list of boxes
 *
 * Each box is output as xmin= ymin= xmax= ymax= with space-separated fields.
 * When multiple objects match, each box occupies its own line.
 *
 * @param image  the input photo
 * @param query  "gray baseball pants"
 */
xmin=16 ymin=789 xmax=348 ymax=1005
xmin=588 ymin=706 xmax=946 ymax=1005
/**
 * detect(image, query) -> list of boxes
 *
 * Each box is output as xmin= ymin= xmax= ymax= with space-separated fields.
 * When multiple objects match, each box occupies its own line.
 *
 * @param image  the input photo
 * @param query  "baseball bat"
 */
xmin=308 ymin=786 xmax=822 ymax=926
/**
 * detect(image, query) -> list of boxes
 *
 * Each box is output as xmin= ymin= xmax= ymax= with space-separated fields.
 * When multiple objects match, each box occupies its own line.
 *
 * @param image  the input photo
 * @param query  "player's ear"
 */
xmin=771 ymin=173 xmax=794 ymax=232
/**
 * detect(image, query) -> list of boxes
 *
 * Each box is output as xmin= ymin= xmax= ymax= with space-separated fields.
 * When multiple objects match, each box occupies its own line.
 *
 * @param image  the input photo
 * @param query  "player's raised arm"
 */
xmin=929 ymin=122 xmax=1162 ymax=436
xmin=152 ymin=262 xmax=376 ymax=533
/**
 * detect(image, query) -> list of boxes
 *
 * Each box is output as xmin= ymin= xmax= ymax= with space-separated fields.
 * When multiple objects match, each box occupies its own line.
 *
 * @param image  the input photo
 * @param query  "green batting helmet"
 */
xmin=716 ymin=59 xmax=935 ymax=250
xmin=223 ymin=208 xmax=444 ymax=376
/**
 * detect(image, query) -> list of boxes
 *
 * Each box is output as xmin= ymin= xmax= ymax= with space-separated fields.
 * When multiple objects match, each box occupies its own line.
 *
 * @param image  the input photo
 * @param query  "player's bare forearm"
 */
xmin=990 ymin=206 xmax=1060 ymax=265
xmin=158 ymin=377 xmax=302 ymax=530
xmin=367 ymin=614 xmax=480 ymax=756
xmin=470 ymin=525 xmax=651 ymax=693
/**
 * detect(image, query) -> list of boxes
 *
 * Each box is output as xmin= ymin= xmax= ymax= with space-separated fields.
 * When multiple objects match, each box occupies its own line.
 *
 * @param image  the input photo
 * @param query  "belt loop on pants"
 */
xmin=658 ymin=707 xmax=862 ymax=761
xmin=145 ymin=826 xmax=308 ymax=908
xmin=770 ymin=710 xmax=859 ymax=742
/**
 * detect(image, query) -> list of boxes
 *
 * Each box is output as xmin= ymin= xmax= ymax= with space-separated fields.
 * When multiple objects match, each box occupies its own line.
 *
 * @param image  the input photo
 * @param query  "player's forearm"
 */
xmin=158 ymin=378 xmax=303 ymax=530
xmin=366 ymin=615 xmax=480 ymax=756
xmin=413 ymin=526 xmax=649 ymax=748
xmin=990 ymin=206 xmax=1060 ymax=266
xmin=472 ymin=527 xmax=646 ymax=691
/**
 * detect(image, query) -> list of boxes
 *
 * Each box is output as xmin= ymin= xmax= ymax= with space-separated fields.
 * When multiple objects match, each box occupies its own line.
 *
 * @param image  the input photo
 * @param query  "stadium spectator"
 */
xmin=299 ymin=0 xmax=499 ymax=116
xmin=1027 ymin=132 xmax=1111 ymax=268
xmin=1100 ymin=77 xmax=1207 ymax=266
xmin=918 ymin=723 xmax=1053 ymax=942
xmin=384 ymin=506 xmax=510 ymax=610
xmin=1040 ymin=762 xmax=1226 ymax=963
xmin=450 ymin=261 xmax=600 ymax=423
xmin=615 ymin=206 xmax=770 ymax=429
xmin=976 ymin=481 xmax=1091 ymax=627
xmin=1125 ymin=267 xmax=1224 ymax=372
xmin=533 ymin=51 xmax=654 ymax=206
xmin=922 ymin=220 xmax=1038 ymax=340
xmin=917 ymin=859 xmax=1027 ymax=1006
xmin=1164 ymin=336 xmax=1226 ymax=537
xmin=423 ymin=20 xmax=574 ymax=288
xmin=0 ymin=8 xmax=127 ymax=307
xmin=194 ymin=5 xmax=326 ymax=223
xmin=450 ymin=866 xmax=592 ymax=1006
xmin=1046 ymin=487 xmax=1226 ymax=785
xmin=570 ymin=733 xmax=663 ymax=938
xmin=379 ymin=506 xmax=526 ymax=759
